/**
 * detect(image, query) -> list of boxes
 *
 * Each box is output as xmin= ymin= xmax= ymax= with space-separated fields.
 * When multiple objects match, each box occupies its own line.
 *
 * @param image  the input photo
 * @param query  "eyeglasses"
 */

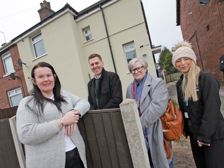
xmin=131 ymin=66 xmax=144 ymax=74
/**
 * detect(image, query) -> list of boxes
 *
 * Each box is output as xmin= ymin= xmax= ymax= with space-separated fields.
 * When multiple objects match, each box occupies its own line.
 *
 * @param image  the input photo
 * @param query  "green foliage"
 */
xmin=158 ymin=47 xmax=177 ymax=75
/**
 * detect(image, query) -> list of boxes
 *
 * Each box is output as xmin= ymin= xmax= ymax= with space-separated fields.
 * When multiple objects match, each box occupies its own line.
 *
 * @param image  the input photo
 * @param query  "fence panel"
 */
xmin=78 ymin=109 xmax=134 ymax=168
xmin=0 ymin=119 xmax=20 ymax=168
xmin=0 ymin=106 xmax=17 ymax=119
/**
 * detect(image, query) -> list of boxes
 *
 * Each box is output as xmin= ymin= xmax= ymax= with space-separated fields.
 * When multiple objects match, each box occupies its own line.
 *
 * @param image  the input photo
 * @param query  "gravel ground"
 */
xmin=173 ymin=137 xmax=196 ymax=168
xmin=167 ymin=82 xmax=196 ymax=168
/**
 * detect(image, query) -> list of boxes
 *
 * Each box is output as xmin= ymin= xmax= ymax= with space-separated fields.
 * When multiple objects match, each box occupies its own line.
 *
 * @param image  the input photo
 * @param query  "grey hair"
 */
xmin=128 ymin=57 xmax=148 ymax=73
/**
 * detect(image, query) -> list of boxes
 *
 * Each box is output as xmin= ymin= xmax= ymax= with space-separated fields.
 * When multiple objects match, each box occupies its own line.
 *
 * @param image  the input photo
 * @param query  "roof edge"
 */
xmin=176 ymin=0 xmax=180 ymax=26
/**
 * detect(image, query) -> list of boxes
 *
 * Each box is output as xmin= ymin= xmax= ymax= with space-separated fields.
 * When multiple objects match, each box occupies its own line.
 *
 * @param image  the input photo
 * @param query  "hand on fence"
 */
xmin=62 ymin=110 xmax=80 ymax=125
xmin=56 ymin=110 xmax=80 ymax=135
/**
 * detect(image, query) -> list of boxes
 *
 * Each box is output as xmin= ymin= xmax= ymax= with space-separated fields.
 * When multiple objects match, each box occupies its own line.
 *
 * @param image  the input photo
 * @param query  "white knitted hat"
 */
xmin=172 ymin=46 xmax=197 ymax=67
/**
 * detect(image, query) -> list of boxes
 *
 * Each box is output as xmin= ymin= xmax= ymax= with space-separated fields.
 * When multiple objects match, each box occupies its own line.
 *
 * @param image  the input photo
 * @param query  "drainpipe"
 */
xmin=195 ymin=34 xmax=204 ymax=70
xmin=99 ymin=5 xmax=117 ymax=73
xmin=140 ymin=0 xmax=159 ymax=77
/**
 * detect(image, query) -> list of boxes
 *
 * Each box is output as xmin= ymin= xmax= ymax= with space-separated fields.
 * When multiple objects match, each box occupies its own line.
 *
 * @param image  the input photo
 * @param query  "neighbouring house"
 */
xmin=176 ymin=0 xmax=224 ymax=80
xmin=0 ymin=44 xmax=28 ymax=108
xmin=0 ymin=0 xmax=157 ymax=107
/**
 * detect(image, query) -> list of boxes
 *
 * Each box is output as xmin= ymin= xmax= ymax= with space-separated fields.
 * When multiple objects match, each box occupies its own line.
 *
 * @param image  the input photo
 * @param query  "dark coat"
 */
xmin=176 ymin=71 xmax=224 ymax=144
xmin=88 ymin=69 xmax=123 ymax=110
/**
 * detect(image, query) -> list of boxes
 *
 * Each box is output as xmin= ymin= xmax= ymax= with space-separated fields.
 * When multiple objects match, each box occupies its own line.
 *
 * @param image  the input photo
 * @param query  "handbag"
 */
xmin=163 ymin=139 xmax=172 ymax=160
xmin=160 ymin=99 xmax=183 ymax=141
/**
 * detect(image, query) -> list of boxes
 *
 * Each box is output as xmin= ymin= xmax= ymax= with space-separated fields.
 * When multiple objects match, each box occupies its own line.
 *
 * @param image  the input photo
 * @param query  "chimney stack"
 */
xmin=38 ymin=0 xmax=55 ymax=21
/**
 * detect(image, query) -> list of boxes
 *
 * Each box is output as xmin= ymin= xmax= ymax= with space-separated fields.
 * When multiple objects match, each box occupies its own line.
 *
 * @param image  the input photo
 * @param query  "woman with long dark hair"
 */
xmin=16 ymin=62 xmax=90 ymax=168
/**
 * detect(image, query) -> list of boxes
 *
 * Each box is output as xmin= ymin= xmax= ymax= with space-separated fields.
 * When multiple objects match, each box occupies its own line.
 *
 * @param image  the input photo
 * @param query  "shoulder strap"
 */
xmin=132 ymin=82 xmax=136 ymax=98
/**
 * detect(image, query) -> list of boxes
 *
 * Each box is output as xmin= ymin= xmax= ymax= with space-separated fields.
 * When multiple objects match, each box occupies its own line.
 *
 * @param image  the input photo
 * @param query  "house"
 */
xmin=176 ymin=0 xmax=224 ymax=80
xmin=0 ymin=0 xmax=157 ymax=108
xmin=0 ymin=43 xmax=28 ymax=108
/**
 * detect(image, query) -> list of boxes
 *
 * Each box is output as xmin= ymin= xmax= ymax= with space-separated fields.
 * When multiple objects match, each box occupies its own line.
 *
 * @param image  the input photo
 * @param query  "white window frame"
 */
xmin=8 ymin=88 xmax=23 ymax=107
xmin=32 ymin=34 xmax=46 ymax=58
xmin=123 ymin=41 xmax=136 ymax=62
xmin=82 ymin=26 xmax=92 ymax=42
xmin=2 ymin=52 xmax=15 ymax=75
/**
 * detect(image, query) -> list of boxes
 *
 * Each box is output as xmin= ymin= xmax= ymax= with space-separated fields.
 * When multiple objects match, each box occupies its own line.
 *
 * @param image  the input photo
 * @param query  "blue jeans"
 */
xmin=169 ymin=156 xmax=174 ymax=168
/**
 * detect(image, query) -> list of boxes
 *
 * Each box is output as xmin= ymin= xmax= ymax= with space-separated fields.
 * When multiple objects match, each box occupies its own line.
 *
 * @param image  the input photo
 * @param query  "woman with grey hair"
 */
xmin=173 ymin=41 xmax=224 ymax=168
xmin=126 ymin=57 xmax=169 ymax=168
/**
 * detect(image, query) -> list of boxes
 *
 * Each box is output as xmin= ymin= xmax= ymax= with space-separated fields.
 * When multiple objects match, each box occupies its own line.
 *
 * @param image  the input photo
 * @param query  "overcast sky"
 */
xmin=0 ymin=0 xmax=183 ymax=51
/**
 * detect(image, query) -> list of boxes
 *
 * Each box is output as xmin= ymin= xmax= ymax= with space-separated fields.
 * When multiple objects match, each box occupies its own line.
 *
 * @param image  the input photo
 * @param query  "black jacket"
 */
xmin=88 ymin=69 xmax=123 ymax=110
xmin=176 ymin=71 xmax=224 ymax=143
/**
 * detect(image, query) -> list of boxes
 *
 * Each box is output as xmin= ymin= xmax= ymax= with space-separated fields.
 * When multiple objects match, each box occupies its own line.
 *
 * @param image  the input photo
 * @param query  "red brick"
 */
xmin=0 ymin=45 xmax=28 ymax=109
xmin=179 ymin=0 xmax=224 ymax=80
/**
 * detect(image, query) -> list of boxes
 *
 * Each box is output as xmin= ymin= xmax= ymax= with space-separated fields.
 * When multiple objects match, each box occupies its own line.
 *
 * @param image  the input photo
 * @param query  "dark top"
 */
xmin=88 ymin=68 xmax=123 ymax=110
xmin=176 ymin=71 xmax=224 ymax=143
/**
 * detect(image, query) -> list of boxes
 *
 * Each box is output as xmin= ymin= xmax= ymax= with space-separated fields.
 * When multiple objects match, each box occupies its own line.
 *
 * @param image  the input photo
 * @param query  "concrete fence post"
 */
xmin=119 ymin=99 xmax=150 ymax=168
xmin=9 ymin=116 xmax=25 ymax=168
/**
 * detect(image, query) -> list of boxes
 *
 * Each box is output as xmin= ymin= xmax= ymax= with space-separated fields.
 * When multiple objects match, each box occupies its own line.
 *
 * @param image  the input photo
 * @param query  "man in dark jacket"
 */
xmin=88 ymin=53 xmax=123 ymax=110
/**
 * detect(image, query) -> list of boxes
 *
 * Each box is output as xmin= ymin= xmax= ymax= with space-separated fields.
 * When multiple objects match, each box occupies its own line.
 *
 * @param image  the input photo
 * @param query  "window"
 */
xmin=82 ymin=26 xmax=92 ymax=42
xmin=2 ymin=52 xmax=15 ymax=74
xmin=123 ymin=41 xmax=136 ymax=62
xmin=8 ymin=88 xmax=23 ymax=107
xmin=32 ymin=34 xmax=46 ymax=58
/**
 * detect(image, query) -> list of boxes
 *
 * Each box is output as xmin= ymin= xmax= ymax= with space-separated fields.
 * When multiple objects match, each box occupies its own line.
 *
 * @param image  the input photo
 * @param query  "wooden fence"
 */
xmin=0 ymin=118 xmax=21 ymax=168
xmin=0 ymin=100 xmax=149 ymax=168
xmin=79 ymin=108 xmax=134 ymax=168
xmin=0 ymin=106 xmax=17 ymax=119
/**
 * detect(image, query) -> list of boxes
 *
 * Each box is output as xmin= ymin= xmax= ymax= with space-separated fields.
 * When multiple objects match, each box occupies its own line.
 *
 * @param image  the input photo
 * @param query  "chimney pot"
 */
xmin=38 ymin=0 xmax=54 ymax=21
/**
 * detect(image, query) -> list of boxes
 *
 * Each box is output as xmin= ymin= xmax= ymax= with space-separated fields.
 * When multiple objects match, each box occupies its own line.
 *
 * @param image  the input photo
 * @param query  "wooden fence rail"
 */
xmin=0 ymin=106 xmax=17 ymax=119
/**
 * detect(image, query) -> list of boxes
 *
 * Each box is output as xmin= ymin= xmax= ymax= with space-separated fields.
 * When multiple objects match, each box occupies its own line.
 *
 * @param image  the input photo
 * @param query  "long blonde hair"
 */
xmin=173 ymin=41 xmax=200 ymax=101
xmin=182 ymin=62 xmax=201 ymax=101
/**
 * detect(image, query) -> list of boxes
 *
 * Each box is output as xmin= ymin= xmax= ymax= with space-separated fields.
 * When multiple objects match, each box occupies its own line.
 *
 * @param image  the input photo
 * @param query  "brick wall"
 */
xmin=0 ymin=45 xmax=28 ymax=109
xmin=179 ymin=0 xmax=224 ymax=80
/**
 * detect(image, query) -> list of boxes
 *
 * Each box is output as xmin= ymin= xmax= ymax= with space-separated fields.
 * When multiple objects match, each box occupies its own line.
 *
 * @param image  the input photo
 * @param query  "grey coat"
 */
xmin=126 ymin=74 xmax=169 ymax=168
xmin=16 ymin=90 xmax=90 ymax=168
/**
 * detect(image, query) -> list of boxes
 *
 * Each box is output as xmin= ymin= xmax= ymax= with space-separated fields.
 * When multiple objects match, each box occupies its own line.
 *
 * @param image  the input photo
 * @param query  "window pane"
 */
xmin=123 ymin=41 xmax=136 ymax=62
xmin=34 ymin=40 xmax=46 ymax=57
xmin=126 ymin=50 xmax=136 ymax=60
xmin=82 ymin=26 xmax=92 ymax=41
xmin=124 ymin=43 xmax=134 ymax=51
xmin=10 ymin=94 xmax=23 ymax=106
xmin=32 ymin=34 xmax=46 ymax=57
xmin=2 ymin=53 xmax=15 ymax=74
xmin=8 ymin=88 xmax=23 ymax=107
xmin=33 ymin=34 xmax=42 ymax=43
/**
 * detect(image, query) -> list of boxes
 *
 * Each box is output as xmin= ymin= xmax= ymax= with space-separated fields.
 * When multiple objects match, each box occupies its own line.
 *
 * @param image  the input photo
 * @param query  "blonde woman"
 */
xmin=173 ymin=41 xmax=224 ymax=168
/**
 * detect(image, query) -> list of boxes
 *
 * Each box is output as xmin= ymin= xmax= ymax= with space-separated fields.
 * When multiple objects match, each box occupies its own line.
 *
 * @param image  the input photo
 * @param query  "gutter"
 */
xmin=140 ymin=0 xmax=159 ymax=77
xmin=176 ymin=0 xmax=180 ymax=26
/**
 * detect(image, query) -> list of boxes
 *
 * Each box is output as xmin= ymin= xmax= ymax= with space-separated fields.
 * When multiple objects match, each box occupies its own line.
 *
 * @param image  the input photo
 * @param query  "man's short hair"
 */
xmin=88 ymin=53 xmax=102 ymax=61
